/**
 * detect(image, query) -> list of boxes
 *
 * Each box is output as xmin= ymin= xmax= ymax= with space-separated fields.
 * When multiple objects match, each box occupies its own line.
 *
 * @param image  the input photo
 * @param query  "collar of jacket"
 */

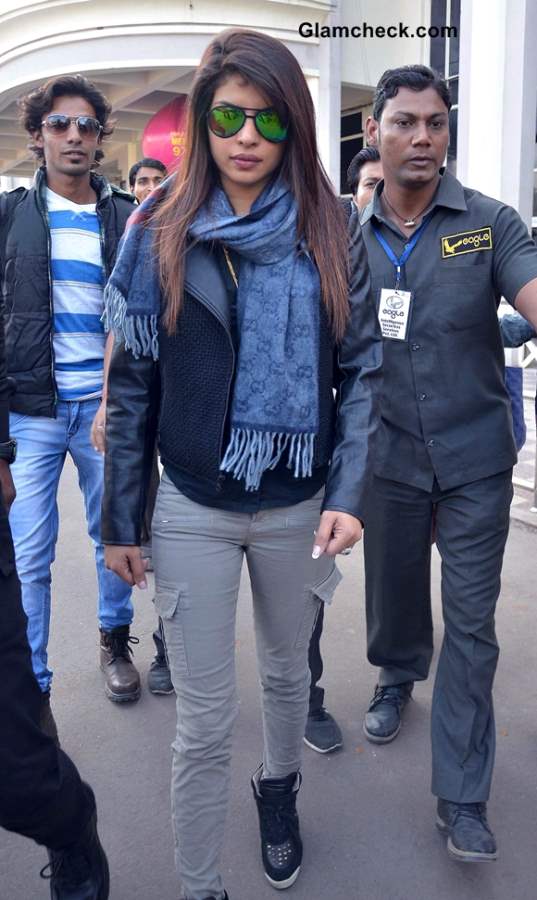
xmin=184 ymin=241 xmax=231 ymax=335
xmin=34 ymin=165 xmax=113 ymax=208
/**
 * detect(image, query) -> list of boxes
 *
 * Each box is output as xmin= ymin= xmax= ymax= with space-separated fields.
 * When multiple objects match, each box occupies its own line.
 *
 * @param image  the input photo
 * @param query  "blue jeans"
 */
xmin=9 ymin=399 xmax=133 ymax=692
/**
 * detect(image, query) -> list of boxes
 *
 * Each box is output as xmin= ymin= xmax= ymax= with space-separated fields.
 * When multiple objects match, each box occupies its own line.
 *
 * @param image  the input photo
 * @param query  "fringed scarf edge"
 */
xmin=220 ymin=427 xmax=315 ymax=491
xmin=103 ymin=284 xmax=159 ymax=361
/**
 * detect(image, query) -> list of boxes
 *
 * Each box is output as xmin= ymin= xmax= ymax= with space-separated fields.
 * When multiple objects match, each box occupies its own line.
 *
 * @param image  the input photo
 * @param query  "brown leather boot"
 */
xmin=99 ymin=626 xmax=141 ymax=702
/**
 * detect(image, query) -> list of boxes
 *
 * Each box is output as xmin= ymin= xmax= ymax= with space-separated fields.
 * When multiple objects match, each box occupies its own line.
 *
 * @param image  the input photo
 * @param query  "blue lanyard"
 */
xmin=372 ymin=213 xmax=433 ymax=289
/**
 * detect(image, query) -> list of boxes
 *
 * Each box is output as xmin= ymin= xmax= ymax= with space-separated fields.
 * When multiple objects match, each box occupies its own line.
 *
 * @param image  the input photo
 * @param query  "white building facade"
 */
xmin=0 ymin=0 xmax=535 ymax=223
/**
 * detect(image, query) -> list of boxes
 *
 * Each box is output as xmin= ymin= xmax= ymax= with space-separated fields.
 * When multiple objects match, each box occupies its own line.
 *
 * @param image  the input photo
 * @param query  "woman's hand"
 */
xmin=312 ymin=510 xmax=363 ymax=558
xmin=90 ymin=399 xmax=107 ymax=453
xmin=104 ymin=545 xmax=148 ymax=589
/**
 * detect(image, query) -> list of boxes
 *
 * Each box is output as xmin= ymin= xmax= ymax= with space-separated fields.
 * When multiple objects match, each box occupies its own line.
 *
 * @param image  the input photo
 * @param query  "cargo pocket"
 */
xmin=154 ymin=580 xmax=191 ymax=676
xmin=312 ymin=565 xmax=342 ymax=606
xmin=294 ymin=565 xmax=343 ymax=648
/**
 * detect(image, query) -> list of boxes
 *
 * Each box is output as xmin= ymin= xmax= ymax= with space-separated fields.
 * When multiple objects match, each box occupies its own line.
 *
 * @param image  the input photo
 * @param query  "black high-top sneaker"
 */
xmin=147 ymin=619 xmax=174 ymax=695
xmin=251 ymin=764 xmax=302 ymax=890
xmin=99 ymin=626 xmax=141 ymax=702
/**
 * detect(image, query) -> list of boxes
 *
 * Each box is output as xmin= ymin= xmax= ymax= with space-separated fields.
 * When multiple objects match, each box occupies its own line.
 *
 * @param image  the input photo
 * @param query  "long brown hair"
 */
xmin=153 ymin=28 xmax=350 ymax=341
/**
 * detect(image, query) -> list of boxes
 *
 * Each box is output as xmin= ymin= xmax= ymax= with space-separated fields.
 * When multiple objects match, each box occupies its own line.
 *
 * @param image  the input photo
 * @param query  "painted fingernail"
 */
xmin=312 ymin=545 xmax=322 ymax=559
xmin=138 ymin=580 xmax=148 ymax=590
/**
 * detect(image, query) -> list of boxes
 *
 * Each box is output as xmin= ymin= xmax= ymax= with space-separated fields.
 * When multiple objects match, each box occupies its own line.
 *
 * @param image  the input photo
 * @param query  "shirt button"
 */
xmin=411 ymin=343 xmax=421 ymax=351
xmin=427 ymin=439 xmax=435 ymax=448
xmin=419 ymin=393 xmax=427 ymax=401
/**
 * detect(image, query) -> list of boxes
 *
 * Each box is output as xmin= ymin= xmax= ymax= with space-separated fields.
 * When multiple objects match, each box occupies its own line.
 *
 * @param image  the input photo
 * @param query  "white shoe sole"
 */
xmin=265 ymin=865 xmax=301 ymax=890
xmin=303 ymin=736 xmax=343 ymax=754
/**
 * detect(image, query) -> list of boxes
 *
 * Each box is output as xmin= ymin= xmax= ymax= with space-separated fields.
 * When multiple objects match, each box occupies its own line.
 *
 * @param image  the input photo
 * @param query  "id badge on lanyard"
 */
xmin=378 ymin=288 xmax=412 ymax=341
xmin=372 ymin=214 xmax=432 ymax=342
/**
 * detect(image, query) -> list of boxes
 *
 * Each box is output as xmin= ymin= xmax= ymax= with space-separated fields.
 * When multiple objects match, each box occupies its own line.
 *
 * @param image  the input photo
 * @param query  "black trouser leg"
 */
xmin=364 ymin=476 xmax=434 ymax=686
xmin=307 ymin=602 xmax=325 ymax=714
xmin=431 ymin=469 xmax=512 ymax=802
xmin=0 ymin=514 xmax=94 ymax=849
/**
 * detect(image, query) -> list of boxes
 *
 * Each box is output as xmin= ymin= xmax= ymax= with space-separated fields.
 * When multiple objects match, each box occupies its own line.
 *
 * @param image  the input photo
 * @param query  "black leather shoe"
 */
xmin=251 ymin=764 xmax=302 ymax=889
xmin=436 ymin=799 xmax=498 ymax=862
xmin=363 ymin=682 xmax=413 ymax=743
xmin=304 ymin=707 xmax=343 ymax=754
xmin=41 ymin=796 xmax=109 ymax=898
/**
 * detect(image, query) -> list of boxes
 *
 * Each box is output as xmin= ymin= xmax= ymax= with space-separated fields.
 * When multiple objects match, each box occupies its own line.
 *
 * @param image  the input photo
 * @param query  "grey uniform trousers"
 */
xmin=364 ymin=469 xmax=513 ymax=803
xmin=152 ymin=473 xmax=341 ymax=900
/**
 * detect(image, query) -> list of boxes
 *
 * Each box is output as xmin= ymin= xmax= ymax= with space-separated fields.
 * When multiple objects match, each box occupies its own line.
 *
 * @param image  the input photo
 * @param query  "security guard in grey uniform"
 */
xmin=359 ymin=64 xmax=537 ymax=862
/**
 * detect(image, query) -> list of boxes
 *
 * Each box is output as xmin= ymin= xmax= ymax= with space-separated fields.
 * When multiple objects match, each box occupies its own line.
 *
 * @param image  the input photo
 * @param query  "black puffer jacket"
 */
xmin=102 ymin=209 xmax=383 ymax=542
xmin=0 ymin=167 xmax=135 ymax=417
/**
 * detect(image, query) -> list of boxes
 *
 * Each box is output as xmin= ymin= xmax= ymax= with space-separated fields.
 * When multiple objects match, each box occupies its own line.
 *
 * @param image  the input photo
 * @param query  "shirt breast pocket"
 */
xmin=428 ymin=266 xmax=493 ymax=332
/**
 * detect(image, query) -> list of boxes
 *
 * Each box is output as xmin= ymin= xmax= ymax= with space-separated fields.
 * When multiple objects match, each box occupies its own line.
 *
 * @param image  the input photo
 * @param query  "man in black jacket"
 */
xmin=0 ymin=292 xmax=109 ymax=898
xmin=0 ymin=75 xmax=139 ymax=728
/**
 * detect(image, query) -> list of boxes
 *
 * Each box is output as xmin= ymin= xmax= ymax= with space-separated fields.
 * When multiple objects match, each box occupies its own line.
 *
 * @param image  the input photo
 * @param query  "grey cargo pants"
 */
xmin=152 ymin=473 xmax=342 ymax=900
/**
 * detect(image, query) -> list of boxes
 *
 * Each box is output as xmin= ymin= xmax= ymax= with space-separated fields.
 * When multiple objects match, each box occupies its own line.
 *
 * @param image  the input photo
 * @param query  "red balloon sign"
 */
xmin=141 ymin=95 xmax=188 ymax=171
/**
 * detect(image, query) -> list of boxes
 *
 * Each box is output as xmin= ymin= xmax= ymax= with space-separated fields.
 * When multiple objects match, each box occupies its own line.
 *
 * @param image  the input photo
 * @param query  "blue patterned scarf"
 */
xmin=104 ymin=176 xmax=320 ymax=490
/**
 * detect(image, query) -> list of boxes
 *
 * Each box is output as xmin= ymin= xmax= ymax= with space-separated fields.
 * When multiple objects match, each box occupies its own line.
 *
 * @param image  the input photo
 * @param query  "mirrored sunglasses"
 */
xmin=41 ymin=114 xmax=103 ymax=137
xmin=207 ymin=104 xmax=288 ymax=143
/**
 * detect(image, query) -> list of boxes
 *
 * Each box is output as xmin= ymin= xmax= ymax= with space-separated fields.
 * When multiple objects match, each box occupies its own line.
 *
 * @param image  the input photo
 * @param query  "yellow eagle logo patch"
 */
xmin=441 ymin=227 xmax=492 ymax=258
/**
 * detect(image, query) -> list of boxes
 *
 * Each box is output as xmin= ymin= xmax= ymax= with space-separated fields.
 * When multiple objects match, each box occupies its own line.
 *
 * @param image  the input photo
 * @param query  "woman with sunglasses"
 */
xmin=102 ymin=28 xmax=381 ymax=900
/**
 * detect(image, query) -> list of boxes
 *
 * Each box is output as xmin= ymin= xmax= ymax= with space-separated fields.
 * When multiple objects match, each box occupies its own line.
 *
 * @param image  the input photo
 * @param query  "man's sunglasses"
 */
xmin=207 ymin=104 xmax=288 ymax=143
xmin=41 ymin=114 xmax=103 ymax=137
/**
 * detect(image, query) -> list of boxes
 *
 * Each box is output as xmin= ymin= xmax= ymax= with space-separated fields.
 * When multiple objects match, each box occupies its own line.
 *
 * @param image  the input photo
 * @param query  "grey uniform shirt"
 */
xmin=360 ymin=169 xmax=537 ymax=492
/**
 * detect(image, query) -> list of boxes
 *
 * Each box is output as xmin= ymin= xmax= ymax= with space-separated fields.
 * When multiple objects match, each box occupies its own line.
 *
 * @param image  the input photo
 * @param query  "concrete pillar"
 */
xmin=458 ymin=0 xmax=537 ymax=226
xmin=315 ymin=6 xmax=341 ymax=189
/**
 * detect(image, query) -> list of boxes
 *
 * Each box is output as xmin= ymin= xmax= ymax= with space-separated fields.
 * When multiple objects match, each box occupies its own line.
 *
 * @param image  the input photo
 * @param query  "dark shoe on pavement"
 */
xmin=99 ymin=626 xmax=141 ymax=703
xmin=40 ymin=691 xmax=60 ymax=746
xmin=304 ymin=707 xmax=343 ymax=754
xmin=41 ymin=793 xmax=109 ymax=899
xmin=363 ymin=681 xmax=413 ymax=744
xmin=147 ymin=656 xmax=174 ymax=695
xmin=251 ymin=764 xmax=302 ymax=890
xmin=147 ymin=621 xmax=174 ymax=695
xmin=436 ymin=799 xmax=498 ymax=863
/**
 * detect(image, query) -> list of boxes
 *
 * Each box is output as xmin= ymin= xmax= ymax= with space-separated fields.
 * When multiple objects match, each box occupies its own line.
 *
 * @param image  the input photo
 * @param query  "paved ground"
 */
xmin=512 ymin=369 xmax=537 ymax=529
xmin=1 ymin=459 xmax=536 ymax=900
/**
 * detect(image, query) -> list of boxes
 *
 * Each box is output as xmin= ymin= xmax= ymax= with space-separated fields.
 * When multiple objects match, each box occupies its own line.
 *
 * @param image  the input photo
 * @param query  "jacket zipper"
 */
xmin=186 ymin=284 xmax=235 ymax=490
xmin=96 ymin=195 xmax=108 ymax=278
xmin=212 ymin=305 xmax=235 ymax=491
xmin=36 ymin=177 xmax=58 ymax=416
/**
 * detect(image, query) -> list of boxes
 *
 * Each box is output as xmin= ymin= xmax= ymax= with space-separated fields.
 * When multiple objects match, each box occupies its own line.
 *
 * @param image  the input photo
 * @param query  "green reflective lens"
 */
xmin=255 ymin=109 xmax=288 ymax=143
xmin=208 ymin=106 xmax=246 ymax=138
xmin=207 ymin=105 xmax=288 ymax=143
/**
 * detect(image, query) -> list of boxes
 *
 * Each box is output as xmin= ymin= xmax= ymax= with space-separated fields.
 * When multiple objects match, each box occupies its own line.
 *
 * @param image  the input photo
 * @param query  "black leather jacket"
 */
xmin=102 ymin=209 xmax=383 ymax=544
xmin=0 ymin=300 xmax=16 ymax=576
xmin=0 ymin=167 xmax=135 ymax=417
